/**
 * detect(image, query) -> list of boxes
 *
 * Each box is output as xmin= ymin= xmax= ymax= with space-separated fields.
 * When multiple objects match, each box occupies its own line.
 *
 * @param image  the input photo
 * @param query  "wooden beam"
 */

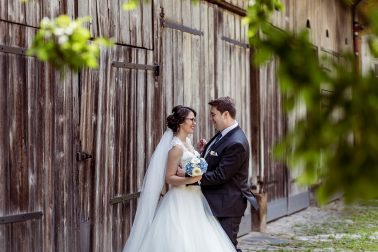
xmin=206 ymin=0 xmax=247 ymax=17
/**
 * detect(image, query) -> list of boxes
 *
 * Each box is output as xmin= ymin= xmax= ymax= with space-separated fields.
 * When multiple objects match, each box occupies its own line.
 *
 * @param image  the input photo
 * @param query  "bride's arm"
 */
xmin=165 ymin=146 xmax=202 ymax=186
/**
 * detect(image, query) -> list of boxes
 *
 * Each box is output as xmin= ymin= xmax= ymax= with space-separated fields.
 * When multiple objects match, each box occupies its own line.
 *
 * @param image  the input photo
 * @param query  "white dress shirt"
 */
xmin=218 ymin=121 xmax=238 ymax=140
xmin=204 ymin=121 xmax=238 ymax=158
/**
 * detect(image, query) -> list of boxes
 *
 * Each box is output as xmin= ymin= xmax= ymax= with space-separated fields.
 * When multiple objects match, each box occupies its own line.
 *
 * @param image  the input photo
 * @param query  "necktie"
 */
xmin=204 ymin=133 xmax=222 ymax=158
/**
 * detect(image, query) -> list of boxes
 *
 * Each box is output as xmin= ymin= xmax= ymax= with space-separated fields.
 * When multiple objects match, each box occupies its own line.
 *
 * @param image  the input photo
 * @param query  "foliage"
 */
xmin=245 ymin=0 xmax=378 ymax=204
xmin=366 ymin=9 xmax=378 ymax=56
xmin=122 ymin=0 xmax=139 ymax=10
xmin=27 ymin=15 xmax=113 ymax=72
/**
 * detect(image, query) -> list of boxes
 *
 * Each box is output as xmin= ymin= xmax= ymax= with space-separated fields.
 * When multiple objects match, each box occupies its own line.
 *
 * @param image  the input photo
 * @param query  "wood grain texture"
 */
xmin=0 ymin=0 xmax=355 ymax=250
xmin=0 ymin=20 xmax=79 ymax=252
xmin=78 ymin=0 xmax=153 ymax=48
xmin=160 ymin=0 xmax=252 ymax=168
xmin=78 ymin=45 xmax=157 ymax=251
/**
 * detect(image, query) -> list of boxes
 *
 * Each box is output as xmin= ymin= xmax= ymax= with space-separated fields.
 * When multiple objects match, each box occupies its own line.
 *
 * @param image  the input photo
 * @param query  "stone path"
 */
xmin=237 ymin=200 xmax=345 ymax=251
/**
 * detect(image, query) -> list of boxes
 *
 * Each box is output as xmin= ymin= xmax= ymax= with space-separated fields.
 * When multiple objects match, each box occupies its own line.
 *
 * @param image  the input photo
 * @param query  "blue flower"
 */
xmin=185 ymin=157 xmax=208 ymax=176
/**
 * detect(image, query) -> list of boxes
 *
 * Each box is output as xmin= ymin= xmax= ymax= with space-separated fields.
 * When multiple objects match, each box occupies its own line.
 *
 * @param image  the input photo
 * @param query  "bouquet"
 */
xmin=185 ymin=157 xmax=208 ymax=176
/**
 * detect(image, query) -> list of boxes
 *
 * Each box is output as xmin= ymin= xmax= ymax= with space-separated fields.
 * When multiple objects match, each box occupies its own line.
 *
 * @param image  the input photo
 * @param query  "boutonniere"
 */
xmin=210 ymin=151 xmax=218 ymax=156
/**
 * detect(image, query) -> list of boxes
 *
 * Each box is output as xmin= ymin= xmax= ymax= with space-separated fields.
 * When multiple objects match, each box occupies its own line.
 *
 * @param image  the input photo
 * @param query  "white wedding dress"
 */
xmin=126 ymin=134 xmax=236 ymax=252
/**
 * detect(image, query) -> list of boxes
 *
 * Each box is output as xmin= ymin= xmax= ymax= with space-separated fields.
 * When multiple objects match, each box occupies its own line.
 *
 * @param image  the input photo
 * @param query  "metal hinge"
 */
xmin=0 ymin=44 xmax=28 ymax=56
xmin=0 ymin=211 xmax=43 ymax=225
xmin=111 ymin=62 xmax=160 ymax=77
xmin=110 ymin=192 xmax=141 ymax=205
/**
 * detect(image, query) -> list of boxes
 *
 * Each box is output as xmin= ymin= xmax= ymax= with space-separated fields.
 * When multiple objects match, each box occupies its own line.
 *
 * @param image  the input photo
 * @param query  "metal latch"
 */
xmin=76 ymin=151 xmax=92 ymax=161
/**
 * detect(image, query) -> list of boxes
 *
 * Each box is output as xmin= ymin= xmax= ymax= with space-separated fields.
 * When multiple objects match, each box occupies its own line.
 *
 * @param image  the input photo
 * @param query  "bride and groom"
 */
xmin=123 ymin=97 xmax=258 ymax=252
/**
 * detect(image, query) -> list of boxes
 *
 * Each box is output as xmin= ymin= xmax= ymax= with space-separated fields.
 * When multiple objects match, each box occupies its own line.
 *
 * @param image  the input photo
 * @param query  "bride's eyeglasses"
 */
xmin=185 ymin=117 xmax=196 ymax=123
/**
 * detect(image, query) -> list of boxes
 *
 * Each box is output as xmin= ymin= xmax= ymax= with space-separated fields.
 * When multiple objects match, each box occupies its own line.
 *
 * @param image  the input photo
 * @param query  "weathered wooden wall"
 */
xmin=0 ymin=0 xmax=254 ymax=251
xmin=0 ymin=0 xmax=75 ymax=27
xmin=78 ymin=45 xmax=157 ymax=251
xmin=78 ymin=0 xmax=153 ymax=48
xmin=0 ymin=0 xmax=157 ymax=250
xmin=255 ymin=0 xmax=353 ymax=221
xmin=0 ymin=20 xmax=80 ymax=251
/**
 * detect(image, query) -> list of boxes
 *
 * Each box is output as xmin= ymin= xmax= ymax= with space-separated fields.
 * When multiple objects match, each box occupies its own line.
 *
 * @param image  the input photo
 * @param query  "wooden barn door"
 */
xmin=0 ymin=21 xmax=80 ymax=251
xmin=76 ymin=0 xmax=157 ymax=250
xmin=256 ymin=58 xmax=290 ymax=221
xmin=256 ymin=56 xmax=312 ymax=221
xmin=78 ymin=46 xmax=158 ymax=252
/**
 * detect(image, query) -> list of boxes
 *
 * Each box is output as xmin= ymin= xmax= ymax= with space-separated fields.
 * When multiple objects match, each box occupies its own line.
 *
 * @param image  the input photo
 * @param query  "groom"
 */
xmin=199 ymin=97 xmax=257 ymax=252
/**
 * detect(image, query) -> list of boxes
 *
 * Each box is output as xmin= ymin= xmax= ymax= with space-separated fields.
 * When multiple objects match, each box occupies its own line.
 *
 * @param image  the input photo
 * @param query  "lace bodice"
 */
xmin=171 ymin=137 xmax=200 ymax=170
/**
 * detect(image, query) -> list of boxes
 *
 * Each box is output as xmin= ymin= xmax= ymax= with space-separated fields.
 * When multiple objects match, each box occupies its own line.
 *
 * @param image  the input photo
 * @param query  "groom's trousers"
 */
xmin=217 ymin=216 xmax=242 ymax=249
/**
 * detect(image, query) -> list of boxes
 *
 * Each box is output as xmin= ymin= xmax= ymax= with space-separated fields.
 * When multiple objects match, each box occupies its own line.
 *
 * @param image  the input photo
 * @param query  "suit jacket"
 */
xmin=201 ymin=126 xmax=255 ymax=217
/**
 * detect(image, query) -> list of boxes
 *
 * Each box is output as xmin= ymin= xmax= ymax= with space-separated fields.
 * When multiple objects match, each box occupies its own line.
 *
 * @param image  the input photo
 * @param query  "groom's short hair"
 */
xmin=209 ymin=97 xmax=236 ymax=118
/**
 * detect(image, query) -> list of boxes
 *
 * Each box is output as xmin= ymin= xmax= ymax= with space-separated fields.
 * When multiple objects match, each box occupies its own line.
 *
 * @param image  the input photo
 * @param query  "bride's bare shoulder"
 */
xmin=169 ymin=144 xmax=183 ymax=157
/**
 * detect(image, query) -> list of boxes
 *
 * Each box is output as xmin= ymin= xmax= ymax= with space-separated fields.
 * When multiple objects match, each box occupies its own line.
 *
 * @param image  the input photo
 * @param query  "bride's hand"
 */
xmin=190 ymin=175 xmax=202 ymax=183
xmin=176 ymin=167 xmax=186 ymax=177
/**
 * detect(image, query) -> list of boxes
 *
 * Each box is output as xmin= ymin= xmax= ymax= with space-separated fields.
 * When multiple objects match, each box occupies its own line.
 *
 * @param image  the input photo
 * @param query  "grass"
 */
xmin=278 ymin=200 xmax=378 ymax=251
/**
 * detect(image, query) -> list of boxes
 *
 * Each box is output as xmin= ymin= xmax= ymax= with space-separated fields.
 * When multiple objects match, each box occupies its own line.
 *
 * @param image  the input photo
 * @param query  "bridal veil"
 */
xmin=122 ymin=129 xmax=173 ymax=252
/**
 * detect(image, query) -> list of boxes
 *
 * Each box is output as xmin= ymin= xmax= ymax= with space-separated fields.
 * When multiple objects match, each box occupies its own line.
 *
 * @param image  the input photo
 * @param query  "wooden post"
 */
xmin=251 ymin=193 xmax=267 ymax=232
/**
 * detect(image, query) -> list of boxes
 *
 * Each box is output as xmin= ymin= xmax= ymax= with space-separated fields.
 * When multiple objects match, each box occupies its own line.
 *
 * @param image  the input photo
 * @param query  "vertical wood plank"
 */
xmin=191 ymin=1 xmax=200 ymax=142
xmin=92 ymin=48 xmax=108 ymax=251
xmin=0 ymin=0 xmax=8 ymax=22
xmin=119 ymin=0 xmax=131 ymax=45
xmin=163 ymin=27 xmax=173 ymax=114
xmin=182 ymin=31 xmax=192 ymax=106
xmin=215 ymin=7 xmax=223 ymax=99
xmin=145 ymin=50 xmax=155 ymax=163
xmin=0 ymin=49 xmax=9 ymax=251
xmin=174 ymin=29 xmax=184 ymax=105
xmin=136 ymin=49 xmax=147 ymax=196
xmin=142 ymin=0 xmax=153 ymax=48
xmin=200 ymin=2 xmax=209 ymax=139
xmin=207 ymin=5 xmax=215 ymax=137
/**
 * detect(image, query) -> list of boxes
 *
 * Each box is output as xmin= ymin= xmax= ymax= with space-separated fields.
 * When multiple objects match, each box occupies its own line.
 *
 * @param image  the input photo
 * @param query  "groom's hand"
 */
xmin=197 ymin=138 xmax=207 ymax=152
xmin=176 ymin=167 xmax=186 ymax=177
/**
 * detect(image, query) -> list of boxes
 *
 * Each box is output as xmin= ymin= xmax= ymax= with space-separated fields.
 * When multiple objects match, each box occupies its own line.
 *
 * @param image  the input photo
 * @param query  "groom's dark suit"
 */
xmin=201 ymin=126 xmax=255 ymax=248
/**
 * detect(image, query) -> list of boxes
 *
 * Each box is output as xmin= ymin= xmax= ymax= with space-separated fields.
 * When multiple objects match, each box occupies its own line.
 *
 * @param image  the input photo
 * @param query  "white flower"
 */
xmin=44 ymin=30 xmax=52 ymax=40
xmin=65 ymin=23 xmax=77 ymax=35
xmin=54 ymin=28 xmax=65 ymax=36
xmin=40 ymin=17 xmax=51 ymax=28
xmin=191 ymin=157 xmax=200 ymax=164
xmin=58 ymin=35 xmax=68 ymax=44
xmin=192 ymin=167 xmax=202 ymax=176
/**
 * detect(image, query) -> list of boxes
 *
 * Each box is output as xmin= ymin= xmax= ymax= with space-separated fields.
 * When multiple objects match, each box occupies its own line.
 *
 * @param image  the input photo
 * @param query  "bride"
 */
xmin=123 ymin=105 xmax=236 ymax=252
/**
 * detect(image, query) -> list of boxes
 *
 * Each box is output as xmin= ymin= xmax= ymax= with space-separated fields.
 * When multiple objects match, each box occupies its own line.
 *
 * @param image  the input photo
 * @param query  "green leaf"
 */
xmin=368 ymin=37 xmax=378 ymax=57
xmin=28 ymin=14 xmax=113 ymax=72
xmin=122 ymin=0 xmax=138 ymax=11
xmin=254 ymin=48 xmax=272 ymax=65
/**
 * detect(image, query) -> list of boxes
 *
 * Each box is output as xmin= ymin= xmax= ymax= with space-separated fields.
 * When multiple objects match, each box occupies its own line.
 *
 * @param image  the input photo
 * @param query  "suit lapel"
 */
xmin=202 ymin=132 xmax=221 ymax=158
xmin=211 ymin=126 xmax=240 ymax=150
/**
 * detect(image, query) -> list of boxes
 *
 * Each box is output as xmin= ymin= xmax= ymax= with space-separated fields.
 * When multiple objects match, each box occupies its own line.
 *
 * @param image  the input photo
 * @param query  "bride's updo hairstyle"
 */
xmin=166 ymin=105 xmax=197 ymax=133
